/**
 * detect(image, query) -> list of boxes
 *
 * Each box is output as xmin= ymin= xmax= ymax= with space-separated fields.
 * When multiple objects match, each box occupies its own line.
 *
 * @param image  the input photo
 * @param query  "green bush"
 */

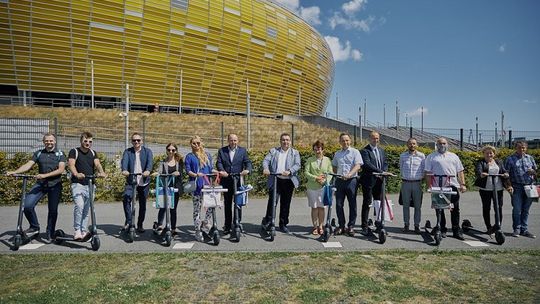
xmin=1 ymin=147 xmax=539 ymax=205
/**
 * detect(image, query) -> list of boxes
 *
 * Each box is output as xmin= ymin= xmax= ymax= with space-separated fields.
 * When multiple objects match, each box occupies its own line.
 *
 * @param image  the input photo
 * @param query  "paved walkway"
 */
xmin=1 ymin=192 xmax=538 ymax=253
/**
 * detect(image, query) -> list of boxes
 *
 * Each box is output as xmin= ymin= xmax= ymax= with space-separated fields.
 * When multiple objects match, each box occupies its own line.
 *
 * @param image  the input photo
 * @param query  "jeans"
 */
xmin=24 ymin=182 xmax=62 ymax=236
xmin=122 ymin=184 xmax=149 ymax=228
xmin=335 ymin=177 xmax=358 ymax=228
xmin=71 ymin=183 xmax=96 ymax=233
xmin=511 ymin=185 xmax=533 ymax=232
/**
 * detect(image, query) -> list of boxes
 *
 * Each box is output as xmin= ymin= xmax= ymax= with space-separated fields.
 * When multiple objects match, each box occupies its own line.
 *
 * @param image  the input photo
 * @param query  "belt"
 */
xmin=402 ymin=179 xmax=422 ymax=182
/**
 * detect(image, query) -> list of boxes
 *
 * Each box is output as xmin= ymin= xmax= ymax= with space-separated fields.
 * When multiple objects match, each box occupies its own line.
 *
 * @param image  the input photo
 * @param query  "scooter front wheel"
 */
xmin=322 ymin=228 xmax=330 ymax=242
xmin=495 ymin=230 xmax=505 ymax=245
xmin=164 ymin=231 xmax=172 ymax=247
xmin=378 ymin=229 xmax=386 ymax=244
xmin=13 ymin=234 xmax=21 ymax=251
xmin=53 ymin=229 xmax=65 ymax=245
xmin=435 ymin=231 xmax=442 ymax=246
xmin=91 ymin=236 xmax=100 ymax=251
xmin=213 ymin=231 xmax=220 ymax=246
xmin=127 ymin=228 xmax=135 ymax=243
xmin=233 ymin=228 xmax=241 ymax=242
xmin=461 ymin=219 xmax=472 ymax=233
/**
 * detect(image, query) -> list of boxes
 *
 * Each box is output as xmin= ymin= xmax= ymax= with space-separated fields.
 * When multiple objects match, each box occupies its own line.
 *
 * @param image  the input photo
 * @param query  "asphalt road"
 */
xmin=1 ymin=191 xmax=538 ymax=253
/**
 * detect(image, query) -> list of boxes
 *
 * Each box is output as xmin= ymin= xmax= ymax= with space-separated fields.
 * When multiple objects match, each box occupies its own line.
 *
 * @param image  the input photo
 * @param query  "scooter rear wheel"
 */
xmin=127 ymin=228 xmax=135 ymax=243
xmin=233 ymin=228 xmax=241 ymax=242
xmin=164 ymin=231 xmax=172 ymax=247
xmin=435 ymin=231 xmax=442 ymax=246
xmin=378 ymin=229 xmax=386 ymax=244
xmin=213 ymin=231 xmax=220 ymax=246
xmin=322 ymin=227 xmax=330 ymax=242
xmin=495 ymin=230 xmax=505 ymax=245
xmin=13 ymin=234 xmax=21 ymax=251
xmin=53 ymin=229 xmax=65 ymax=245
xmin=91 ymin=236 xmax=100 ymax=251
xmin=462 ymin=219 xmax=472 ymax=233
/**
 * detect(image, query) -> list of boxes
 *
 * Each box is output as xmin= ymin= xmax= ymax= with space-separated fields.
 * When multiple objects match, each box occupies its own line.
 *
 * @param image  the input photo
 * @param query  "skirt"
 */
xmin=307 ymin=188 xmax=324 ymax=208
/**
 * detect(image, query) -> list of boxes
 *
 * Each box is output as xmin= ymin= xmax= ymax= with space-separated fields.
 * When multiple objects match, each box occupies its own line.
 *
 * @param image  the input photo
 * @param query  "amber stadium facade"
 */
xmin=0 ymin=0 xmax=334 ymax=116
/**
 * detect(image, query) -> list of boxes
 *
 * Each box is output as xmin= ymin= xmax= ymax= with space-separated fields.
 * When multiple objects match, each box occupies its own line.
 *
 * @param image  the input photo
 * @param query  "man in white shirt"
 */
xmin=399 ymin=137 xmax=425 ymax=234
xmin=332 ymin=133 xmax=363 ymax=236
xmin=424 ymin=137 xmax=467 ymax=240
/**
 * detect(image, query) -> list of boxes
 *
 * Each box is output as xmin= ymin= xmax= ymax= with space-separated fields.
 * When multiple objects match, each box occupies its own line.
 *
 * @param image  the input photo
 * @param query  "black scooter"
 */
xmin=425 ymin=174 xmax=457 ymax=246
xmin=54 ymin=175 xmax=101 ymax=251
xmin=372 ymin=172 xmax=397 ymax=244
xmin=124 ymin=173 xmax=143 ymax=243
xmin=9 ymin=174 xmax=40 ymax=250
xmin=229 ymin=173 xmax=246 ymax=242
xmin=200 ymin=174 xmax=227 ymax=245
xmin=321 ymin=173 xmax=341 ymax=242
xmin=260 ymin=173 xmax=282 ymax=241
xmin=152 ymin=173 xmax=177 ymax=247
xmin=462 ymin=174 xmax=505 ymax=245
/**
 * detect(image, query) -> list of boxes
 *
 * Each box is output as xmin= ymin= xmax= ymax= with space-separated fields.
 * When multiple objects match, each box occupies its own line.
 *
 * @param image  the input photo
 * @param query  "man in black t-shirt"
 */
xmin=68 ymin=132 xmax=106 ymax=240
xmin=7 ymin=133 xmax=66 ymax=242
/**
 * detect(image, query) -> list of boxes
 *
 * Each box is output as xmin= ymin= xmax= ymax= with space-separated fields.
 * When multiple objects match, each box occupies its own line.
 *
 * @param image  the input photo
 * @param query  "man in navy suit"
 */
xmin=217 ymin=134 xmax=253 ymax=235
xmin=359 ymin=131 xmax=388 ymax=235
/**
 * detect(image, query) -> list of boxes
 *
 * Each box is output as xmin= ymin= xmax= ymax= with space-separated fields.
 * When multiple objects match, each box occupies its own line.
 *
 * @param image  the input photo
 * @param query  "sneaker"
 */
xmin=346 ymin=226 xmax=355 ymax=237
xmin=121 ymin=224 xmax=130 ymax=232
xmin=453 ymin=231 xmax=465 ymax=241
xmin=360 ymin=227 xmax=369 ymax=236
xmin=81 ymin=231 xmax=91 ymax=241
xmin=136 ymin=226 xmax=145 ymax=234
xmin=280 ymin=226 xmax=291 ymax=234
xmin=24 ymin=227 xmax=39 ymax=236
xmin=414 ymin=226 xmax=421 ymax=234
xmin=195 ymin=230 xmax=204 ymax=242
xmin=335 ymin=227 xmax=344 ymax=235
xmin=441 ymin=231 xmax=447 ymax=238
xmin=402 ymin=225 xmax=410 ymax=233
xmin=222 ymin=228 xmax=231 ymax=235
xmin=512 ymin=229 xmax=520 ymax=237
xmin=74 ymin=230 xmax=83 ymax=241
xmin=521 ymin=231 xmax=536 ymax=239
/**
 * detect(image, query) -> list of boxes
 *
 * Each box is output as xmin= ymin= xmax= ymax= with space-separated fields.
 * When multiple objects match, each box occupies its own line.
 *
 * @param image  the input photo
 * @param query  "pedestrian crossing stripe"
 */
xmin=173 ymin=242 xmax=194 ymax=249
xmin=20 ymin=243 xmax=45 ymax=250
xmin=322 ymin=242 xmax=342 ymax=248
xmin=463 ymin=241 xmax=489 ymax=247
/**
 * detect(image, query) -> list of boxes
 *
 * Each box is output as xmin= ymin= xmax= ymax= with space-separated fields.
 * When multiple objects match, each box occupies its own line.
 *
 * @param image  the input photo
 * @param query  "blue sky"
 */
xmin=275 ymin=0 xmax=540 ymax=131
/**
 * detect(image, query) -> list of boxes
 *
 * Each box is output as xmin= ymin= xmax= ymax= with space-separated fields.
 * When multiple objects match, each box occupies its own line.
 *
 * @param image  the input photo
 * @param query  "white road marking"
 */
xmin=173 ymin=242 xmax=195 ymax=249
xmin=463 ymin=241 xmax=489 ymax=247
xmin=20 ymin=243 xmax=45 ymax=250
xmin=322 ymin=241 xmax=342 ymax=248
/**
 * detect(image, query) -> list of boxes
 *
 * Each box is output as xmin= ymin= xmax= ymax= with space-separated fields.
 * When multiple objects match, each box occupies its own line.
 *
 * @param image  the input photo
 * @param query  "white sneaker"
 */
xmin=74 ymin=230 xmax=83 ymax=240
xmin=512 ymin=229 xmax=520 ymax=237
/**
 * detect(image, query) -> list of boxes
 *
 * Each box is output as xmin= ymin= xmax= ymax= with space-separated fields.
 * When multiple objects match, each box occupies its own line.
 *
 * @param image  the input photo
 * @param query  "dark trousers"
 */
xmin=440 ymin=186 xmax=461 ymax=233
xmin=123 ymin=184 xmax=149 ymax=228
xmin=479 ymin=189 xmax=504 ymax=230
xmin=24 ymin=182 xmax=62 ymax=236
xmin=265 ymin=178 xmax=294 ymax=227
xmin=361 ymin=178 xmax=382 ymax=228
xmin=223 ymin=188 xmax=242 ymax=231
xmin=157 ymin=195 xmax=180 ymax=229
xmin=335 ymin=178 xmax=359 ymax=228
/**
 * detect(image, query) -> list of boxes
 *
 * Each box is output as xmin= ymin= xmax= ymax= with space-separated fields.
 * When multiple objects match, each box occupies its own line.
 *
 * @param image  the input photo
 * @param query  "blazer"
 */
xmin=263 ymin=146 xmax=301 ymax=188
xmin=474 ymin=158 xmax=510 ymax=189
xmin=216 ymin=146 xmax=253 ymax=188
xmin=121 ymin=146 xmax=153 ymax=185
xmin=304 ymin=156 xmax=333 ymax=190
xmin=359 ymin=144 xmax=388 ymax=187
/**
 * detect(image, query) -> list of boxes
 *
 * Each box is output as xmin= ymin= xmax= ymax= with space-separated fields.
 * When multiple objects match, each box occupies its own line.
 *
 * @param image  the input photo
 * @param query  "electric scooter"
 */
xmin=200 ymin=174 xmax=227 ymax=245
xmin=321 ymin=173 xmax=341 ymax=242
xmin=53 ymin=175 xmax=101 ymax=251
xmin=372 ymin=172 xmax=397 ymax=244
xmin=229 ymin=173 xmax=253 ymax=242
xmin=461 ymin=174 xmax=506 ymax=245
xmin=425 ymin=174 xmax=457 ymax=246
xmin=124 ymin=173 xmax=143 ymax=243
xmin=151 ymin=173 xmax=178 ymax=247
xmin=260 ymin=173 xmax=282 ymax=241
xmin=8 ymin=174 xmax=40 ymax=250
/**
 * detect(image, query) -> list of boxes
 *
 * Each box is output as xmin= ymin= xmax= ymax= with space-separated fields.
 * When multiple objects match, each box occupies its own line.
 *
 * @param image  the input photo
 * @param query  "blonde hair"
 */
xmin=481 ymin=145 xmax=496 ymax=154
xmin=190 ymin=136 xmax=209 ymax=166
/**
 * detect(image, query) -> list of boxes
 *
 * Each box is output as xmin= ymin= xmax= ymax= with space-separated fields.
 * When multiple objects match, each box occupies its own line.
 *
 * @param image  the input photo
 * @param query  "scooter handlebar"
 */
xmin=6 ymin=173 xmax=35 ymax=178
xmin=373 ymin=172 xmax=397 ymax=177
xmin=425 ymin=174 xmax=456 ymax=178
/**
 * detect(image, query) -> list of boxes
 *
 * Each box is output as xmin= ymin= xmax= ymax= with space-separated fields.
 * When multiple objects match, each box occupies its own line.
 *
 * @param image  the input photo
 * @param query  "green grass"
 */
xmin=1 ymin=250 xmax=539 ymax=303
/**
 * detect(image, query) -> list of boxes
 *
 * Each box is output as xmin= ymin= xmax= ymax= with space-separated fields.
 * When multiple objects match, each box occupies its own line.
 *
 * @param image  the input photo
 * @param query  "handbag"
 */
xmin=322 ymin=183 xmax=334 ymax=206
xmin=155 ymin=186 xmax=176 ymax=209
xmin=373 ymin=197 xmax=394 ymax=221
xmin=183 ymin=167 xmax=199 ymax=194
xmin=201 ymin=185 xmax=227 ymax=208
xmin=524 ymin=184 xmax=539 ymax=200
xmin=235 ymin=184 xmax=253 ymax=207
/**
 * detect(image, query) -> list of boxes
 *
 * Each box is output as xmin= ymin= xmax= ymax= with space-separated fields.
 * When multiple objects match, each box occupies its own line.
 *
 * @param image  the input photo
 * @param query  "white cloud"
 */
xmin=522 ymin=99 xmax=537 ymax=104
xmin=329 ymin=12 xmax=374 ymax=32
xmin=324 ymin=36 xmax=363 ymax=62
xmin=406 ymin=107 xmax=428 ymax=117
xmin=300 ymin=6 xmax=321 ymax=25
xmin=342 ymin=0 xmax=367 ymax=16
xmin=274 ymin=0 xmax=320 ymax=26
xmin=498 ymin=43 xmax=506 ymax=53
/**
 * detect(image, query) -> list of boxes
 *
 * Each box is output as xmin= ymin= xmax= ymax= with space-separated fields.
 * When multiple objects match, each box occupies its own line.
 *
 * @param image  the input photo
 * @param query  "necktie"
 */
xmin=374 ymin=148 xmax=381 ymax=169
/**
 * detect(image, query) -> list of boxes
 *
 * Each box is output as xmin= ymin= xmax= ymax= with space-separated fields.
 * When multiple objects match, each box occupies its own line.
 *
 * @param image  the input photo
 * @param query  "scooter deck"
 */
xmin=55 ymin=234 xmax=93 ymax=242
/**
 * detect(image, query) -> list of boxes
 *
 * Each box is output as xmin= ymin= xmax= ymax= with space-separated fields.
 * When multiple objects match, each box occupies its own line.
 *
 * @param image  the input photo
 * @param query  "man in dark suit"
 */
xmin=217 ymin=134 xmax=253 ymax=235
xmin=359 ymin=131 xmax=388 ymax=235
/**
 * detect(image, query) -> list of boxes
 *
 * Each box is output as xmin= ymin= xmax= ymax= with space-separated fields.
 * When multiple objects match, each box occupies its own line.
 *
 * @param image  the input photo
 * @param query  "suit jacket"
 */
xmin=263 ymin=146 xmax=301 ymax=188
xmin=121 ymin=146 xmax=153 ymax=185
xmin=360 ymin=144 xmax=388 ymax=187
xmin=216 ymin=146 xmax=253 ymax=188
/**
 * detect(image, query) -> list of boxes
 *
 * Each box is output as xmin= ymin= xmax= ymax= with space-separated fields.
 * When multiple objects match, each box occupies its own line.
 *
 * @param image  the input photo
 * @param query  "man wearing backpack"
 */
xmin=68 ymin=132 xmax=106 ymax=240
xmin=7 ymin=133 xmax=66 ymax=242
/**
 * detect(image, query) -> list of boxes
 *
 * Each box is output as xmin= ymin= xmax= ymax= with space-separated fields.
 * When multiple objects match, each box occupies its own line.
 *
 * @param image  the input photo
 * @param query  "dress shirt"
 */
xmin=399 ymin=150 xmax=425 ymax=181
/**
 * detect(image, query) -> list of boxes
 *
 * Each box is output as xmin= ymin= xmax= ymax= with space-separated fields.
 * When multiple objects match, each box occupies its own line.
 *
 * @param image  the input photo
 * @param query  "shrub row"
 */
xmin=1 ymin=146 xmax=538 ymax=205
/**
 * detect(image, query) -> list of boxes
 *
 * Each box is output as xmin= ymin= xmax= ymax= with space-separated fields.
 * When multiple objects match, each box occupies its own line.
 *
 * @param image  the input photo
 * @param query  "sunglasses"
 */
xmin=191 ymin=142 xmax=201 ymax=146
xmin=167 ymin=149 xmax=176 ymax=152
xmin=132 ymin=139 xmax=142 ymax=142
xmin=83 ymin=140 xmax=93 ymax=143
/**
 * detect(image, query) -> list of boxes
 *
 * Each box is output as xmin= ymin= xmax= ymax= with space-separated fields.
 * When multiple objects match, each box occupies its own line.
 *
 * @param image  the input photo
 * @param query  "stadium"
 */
xmin=0 ymin=0 xmax=335 ymax=116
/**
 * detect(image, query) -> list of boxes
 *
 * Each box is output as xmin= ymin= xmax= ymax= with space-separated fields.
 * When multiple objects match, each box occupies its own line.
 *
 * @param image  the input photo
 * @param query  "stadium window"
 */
xmin=171 ymin=0 xmax=188 ymax=11
xmin=267 ymin=27 xmax=277 ymax=38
